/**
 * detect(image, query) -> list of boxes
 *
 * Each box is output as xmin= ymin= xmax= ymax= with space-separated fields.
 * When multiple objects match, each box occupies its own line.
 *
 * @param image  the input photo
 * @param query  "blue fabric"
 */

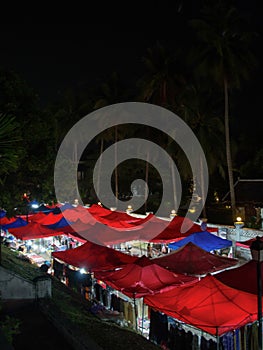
xmin=0 ymin=209 xmax=7 ymax=218
xmin=168 ymin=231 xmax=232 ymax=252
xmin=60 ymin=203 xmax=74 ymax=211
xmin=3 ymin=217 xmax=28 ymax=230
xmin=34 ymin=204 xmax=53 ymax=213
xmin=47 ymin=217 xmax=72 ymax=229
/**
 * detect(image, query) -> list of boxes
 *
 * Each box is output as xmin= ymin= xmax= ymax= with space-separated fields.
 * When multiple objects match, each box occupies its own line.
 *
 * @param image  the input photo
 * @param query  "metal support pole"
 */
xmin=257 ymin=259 xmax=262 ymax=350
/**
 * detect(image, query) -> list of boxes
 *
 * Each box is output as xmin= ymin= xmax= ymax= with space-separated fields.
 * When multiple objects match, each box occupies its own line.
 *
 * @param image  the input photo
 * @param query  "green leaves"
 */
xmin=0 ymin=114 xmax=22 ymax=178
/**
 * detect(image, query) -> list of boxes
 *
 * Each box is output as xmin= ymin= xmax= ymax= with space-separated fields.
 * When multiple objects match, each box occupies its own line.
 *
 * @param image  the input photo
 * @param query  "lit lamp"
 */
xmin=250 ymin=236 xmax=263 ymax=350
xmin=30 ymin=200 xmax=39 ymax=210
xmin=233 ymin=217 xmax=244 ymax=258
xmin=126 ymin=205 xmax=133 ymax=214
xmin=170 ymin=209 xmax=177 ymax=219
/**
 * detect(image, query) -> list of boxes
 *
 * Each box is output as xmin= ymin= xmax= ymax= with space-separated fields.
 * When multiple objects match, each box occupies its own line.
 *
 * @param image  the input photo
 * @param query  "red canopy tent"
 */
xmin=29 ymin=212 xmax=47 ymax=223
xmin=150 ymin=216 xmax=202 ymax=243
xmin=33 ymin=212 xmax=63 ymax=225
xmin=0 ymin=216 xmax=16 ymax=225
xmin=236 ymin=236 xmax=263 ymax=249
xmin=215 ymin=260 xmax=263 ymax=295
xmin=94 ymin=255 xmax=197 ymax=298
xmin=8 ymin=222 xmax=64 ymax=240
xmin=152 ymin=242 xmax=238 ymax=276
xmin=52 ymin=240 xmax=138 ymax=271
xmin=73 ymin=222 xmax=142 ymax=245
xmin=66 ymin=216 xmax=208 ymax=246
xmin=87 ymin=204 xmax=112 ymax=216
xmin=62 ymin=207 xmax=97 ymax=225
xmin=94 ymin=211 xmax=151 ymax=228
xmin=144 ymin=274 xmax=259 ymax=336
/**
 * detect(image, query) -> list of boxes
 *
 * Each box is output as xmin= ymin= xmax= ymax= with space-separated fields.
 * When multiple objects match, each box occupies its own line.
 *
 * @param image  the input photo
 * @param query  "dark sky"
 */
xmin=0 ymin=1 xmax=262 ymax=107
xmin=0 ymin=24 xmax=160 ymax=104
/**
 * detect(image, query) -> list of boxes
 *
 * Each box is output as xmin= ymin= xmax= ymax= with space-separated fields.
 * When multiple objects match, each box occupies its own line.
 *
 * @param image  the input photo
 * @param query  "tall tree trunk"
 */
xmin=224 ymin=77 xmax=236 ymax=220
xmin=114 ymin=126 xmax=118 ymax=207
xmin=170 ymin=157 xmax=178 ymax=212
xmin=73 ymin=142 xmax=78 ymax=200
xmin=200 ymin=155 xmax=207 ymax=218
xmin=144 ymin=152 xmax=149 ymax=213
xmin=96 ymin=138 xmax=104 ymax=200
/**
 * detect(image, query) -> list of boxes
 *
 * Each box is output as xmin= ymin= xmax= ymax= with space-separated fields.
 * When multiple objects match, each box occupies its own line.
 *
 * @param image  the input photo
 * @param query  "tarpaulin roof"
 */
xmin=62 ymin=215 xmax=210 ymax=245
xmin=95 ymin=255 xmax=198 ymax=298
xmin=34 ymin=212 xmax=63 ymax=225
xmin=63 ymin=207 xmax=97 ymax=225
xmin=168 ymin=231 xmax=232 ymax=252
xmin=8 ymin=222 xmax=64 ymax=240
xmin=87 ymin=204 xmax=112 ymax=216
xmin=0 ymin=209 xmax=7 ymax=218
xmin=47 ymin=217 xmax=73 ymax=229
xmin=149 ymin=216 xmax=204 ymax=243
xmin=152 ymin=242 xmax=238 ymax=276
xmin=215 ymin=260 xmax=263 ymax=295
xmin=52 ymin=240 xmax=138 ymax=271
xmin=52 ymin=219 xmax=93 ymax=235
xmin=144 ymin=274 xmax=259 ymax=336
xmin=236 ymin=236 xmax=263 ymax=249
xmin=0 ymin=216 xmax=16 ymax=226
xmin=74 ymin=222 xmax=141 ymax=245
xmin=2 ymin=217 xmax=28 ymax=230
xmin=35 ymin=204 xmax=53 ymax=213
xmin=94 ymin=211 xmax=150 ymax=228
xmin=29 ymin=212 xmax=47 ymax=222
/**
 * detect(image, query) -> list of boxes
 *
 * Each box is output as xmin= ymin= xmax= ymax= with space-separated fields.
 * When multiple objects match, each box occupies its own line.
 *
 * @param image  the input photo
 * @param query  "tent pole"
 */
xmin=141 ymin=298 xmax=144 ymax=335
xmin=134 ymin=295 xmax=138 ymax=332
xmin=216 ymin=328 xmax=220 ymax=350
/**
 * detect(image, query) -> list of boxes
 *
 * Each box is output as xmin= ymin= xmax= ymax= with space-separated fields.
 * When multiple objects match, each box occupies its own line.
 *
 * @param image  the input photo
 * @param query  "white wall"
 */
xmin=0 ymin=266 xmax=51 ymax=300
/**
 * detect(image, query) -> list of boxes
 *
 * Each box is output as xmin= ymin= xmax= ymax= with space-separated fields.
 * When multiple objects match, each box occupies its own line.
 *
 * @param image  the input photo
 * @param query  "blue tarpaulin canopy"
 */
xmin=168 ymin=231 xmax=232 ymax=252
xmin=0 ymin=209 xmax=7 ymax=218
xmin=47 ymin=217 xmax=73 ymax=229
xmin=2 ymin=217 xmax=28 ymax=231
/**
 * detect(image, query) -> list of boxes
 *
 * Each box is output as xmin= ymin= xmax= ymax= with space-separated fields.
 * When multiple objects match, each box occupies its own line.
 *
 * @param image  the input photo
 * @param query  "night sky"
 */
xmin=0 ymin=3 xmax=262 ymax=118
xmin=0 ymin=24 xmax=159 ymax=105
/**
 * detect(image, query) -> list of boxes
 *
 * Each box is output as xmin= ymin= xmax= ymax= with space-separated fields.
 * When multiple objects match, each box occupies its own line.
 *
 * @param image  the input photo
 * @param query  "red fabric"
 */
xmin=52 ymin=240 xmax=137 ymax=271
xmin=152 ymin=242 xmax=238 ymax=276
xmin=0 ymin=216 xmax=16 ymax=225
xmin=8 ymin=222 xmax=63 ymax=240
xmin=149 ymin=216 xmax=209 ymax=243
xmin=94 ymin=256 xmax=197 ymax=298
xmin=34 ymin=212 xmax=63 ymax=225
xmin=53 ymin=220 xmax=93 ymax=235
xmin=144 ymin=274 xmax=259 ymax=336
xmin=236 ymin=236 xmax=263 ymax=248
xmin=94 ymin=211 xmax=150 ymax=228
xmin=68 ymin=215 xmax=206 ymax=245
xmin=29 ymin=212 xmax=47 ymax=222
xmin=62 ymin=207 xmax=97 ymax=224
xmin=75 ymin=222 xmax=141 ymax=245
xmin=215 ymin=260 xmax=263 ymax=295
xmin=87 ymin=204 xmax=112 ymax=216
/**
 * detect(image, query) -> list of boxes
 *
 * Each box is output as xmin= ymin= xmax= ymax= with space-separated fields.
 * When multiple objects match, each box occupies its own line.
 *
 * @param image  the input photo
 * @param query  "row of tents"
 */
xmin=51 ymin=236 xmax=262 ymax=339
xmin=1 ymin=204 xmax=261 ymax=342
xmin=1 ymin=204 xmax=227 ymax=247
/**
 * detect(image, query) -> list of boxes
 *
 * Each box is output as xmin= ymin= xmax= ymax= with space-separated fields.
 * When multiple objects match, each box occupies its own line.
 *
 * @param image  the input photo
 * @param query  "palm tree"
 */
xmin=138 ymin=42 xmax=185 ymax=109
xmin=178 ymin=83 xmax=226 ymax=217
xmin=189 ymin=1 xmax=257 ymax=219
xmin=93 ymin=73 xmax=128 ymax=207
xmin=0 ymin=114 xmax=21 ymax=180
xmin=138 ymin=43 xmax=187 ymax=212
